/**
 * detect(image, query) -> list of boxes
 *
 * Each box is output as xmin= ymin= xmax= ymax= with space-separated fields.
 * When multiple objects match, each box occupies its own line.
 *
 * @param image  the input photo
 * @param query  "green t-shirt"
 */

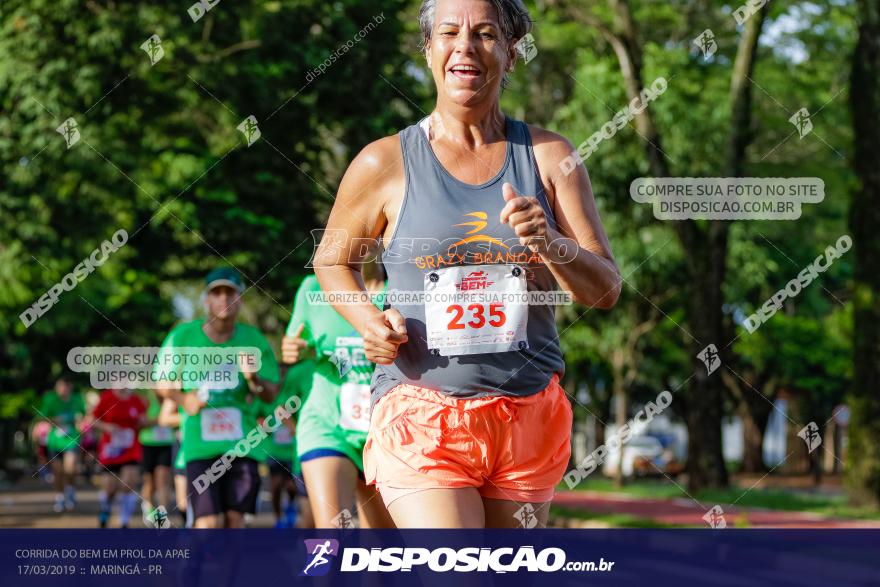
xmin=287 ymin=276 xmax=382 ymax=385
xmin=287 ymin=276 xmax=383 ymax=452
xmin=253 ymin=359 xmax=314 ymax=462
xmin=40 ymin=391 xmax=86 ymax=452
xmin=139 ymin=392 xmax=175 ymax=446
xmin=155 ymin=319 xmax=280 ymax=462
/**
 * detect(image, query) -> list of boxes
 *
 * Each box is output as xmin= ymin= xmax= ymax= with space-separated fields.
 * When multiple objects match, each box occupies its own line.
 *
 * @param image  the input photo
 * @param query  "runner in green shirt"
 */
xmin=254 ymin=359 xmax=315 ymax=528
xmin=156 ymin=267 xmax=280 ymax=529
xmin=157 ymin=396 xmax=190 ymax=527
xmin=281 ymin=260 xmax=393 ymax=529
xmin=138 ymin=391 xmax=174 ymax=525
xmin=39 ymin=375 xmax=85 ymax=512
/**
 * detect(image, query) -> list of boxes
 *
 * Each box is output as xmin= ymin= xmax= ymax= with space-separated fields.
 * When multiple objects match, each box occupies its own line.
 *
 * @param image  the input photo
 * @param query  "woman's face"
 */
xmin=426 ymin=0 xmax=515 ymax=108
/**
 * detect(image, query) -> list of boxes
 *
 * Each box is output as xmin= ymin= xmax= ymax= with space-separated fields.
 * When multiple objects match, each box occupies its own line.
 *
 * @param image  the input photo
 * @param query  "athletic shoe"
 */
xmin=63 ymin=486 xmax=76 ymax=511
xmin=53 ymin=495 xmax=65 ymax=513
xmin=283 ymin=502 xmax=297 ymax=528
xmin=98 ymin=508 xmax=110 ymax=529
xmin=141 ymin=502 xmax=153 ymax=526
xmin=274 ymin=519 xmax=290 ymax=529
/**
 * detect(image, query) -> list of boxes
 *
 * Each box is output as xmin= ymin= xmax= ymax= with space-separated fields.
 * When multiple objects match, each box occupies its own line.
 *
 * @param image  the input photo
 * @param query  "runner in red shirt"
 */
xmin=83 ymin=389 xmax=147 ymax=528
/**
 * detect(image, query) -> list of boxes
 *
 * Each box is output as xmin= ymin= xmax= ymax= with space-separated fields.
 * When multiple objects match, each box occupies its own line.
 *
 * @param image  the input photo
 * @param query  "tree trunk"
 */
xmin=847 ymin=0 xmax=880 ymax=507
xmin=613 ymin=378 xmax=628 ymax=487
xmin=556 ymin=0 xmax=767 ymax=491
xmin=683 ymin=249 xmax=729 ymax=489
xmin=739 ymin=397 xmax=771 ymax=473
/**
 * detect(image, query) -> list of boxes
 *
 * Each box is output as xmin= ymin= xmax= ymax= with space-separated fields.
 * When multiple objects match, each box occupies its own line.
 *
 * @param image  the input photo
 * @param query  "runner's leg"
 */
xmin=154 ymin=465 xmax=171 ymax=512
xmin=482 ymin=497 xmax=550 ymax=528
xmin=118 ymin=464 xmax=141 ymax=528
xmin=355 ymin=478 xmax=395 ymax=528
xmin=220 ymin=458 xmax=260 ymax=529
xmin=296 ymin=496 xmax=314 ymax=528
xmin=141 ymin=470 xmax=154 ymax=517
xmin=187 ymin=458 xmax=223 ymax=529
xmin=194 ymin=514 xmax=219 ymax=528
xmin=386 ymin=487 xmax=484 ymax=528
xmin=174 ymin=473 xmax=188 ymax=522
xmin=99 ymin=470 xmax=118 ymax=528
xmin=51 ymin=456 xmax=65 ymax=512
xmin=270 ymin=472 xmax=283 ymax=521
xmin=301 ymin=456 xmax=357 ymax=528
xmin=62 ymin=451 xmax=77 ymax=504
xmin=224 ymin=511 xmax=244 ymax=528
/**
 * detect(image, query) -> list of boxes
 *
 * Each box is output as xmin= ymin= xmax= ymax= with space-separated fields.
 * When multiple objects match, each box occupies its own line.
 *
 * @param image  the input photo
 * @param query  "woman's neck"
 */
xmin=429 ymin=105 xmax=506 ymax=148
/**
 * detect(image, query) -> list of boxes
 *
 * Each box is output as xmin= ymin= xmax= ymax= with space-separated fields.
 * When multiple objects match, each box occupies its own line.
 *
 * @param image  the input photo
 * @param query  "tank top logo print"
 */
xmin=413 ymin=210 xmax=545 ymax=272
xmin=450 ymin=211 xmax=508 ymax=250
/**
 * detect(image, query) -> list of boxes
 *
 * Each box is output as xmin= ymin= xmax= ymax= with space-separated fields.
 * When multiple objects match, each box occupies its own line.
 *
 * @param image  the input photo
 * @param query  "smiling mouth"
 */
xmin=448 ymin=65 xmax=482 ymax=79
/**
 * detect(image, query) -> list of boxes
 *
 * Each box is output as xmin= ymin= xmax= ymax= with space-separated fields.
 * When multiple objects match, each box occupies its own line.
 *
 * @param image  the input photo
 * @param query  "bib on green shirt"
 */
xmin=154 ymin=319 xmax=280 ymax=462
xmin=40 ymin=391 xmax=86 ymax=452
xmin=252 ymin=359 xmax=314 ymax=463
xmin=139 ymin=392 xmax=175 ymax=446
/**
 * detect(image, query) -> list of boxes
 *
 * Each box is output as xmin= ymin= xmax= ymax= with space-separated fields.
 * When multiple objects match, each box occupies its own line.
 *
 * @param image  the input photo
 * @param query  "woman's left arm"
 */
xmin=499 ymin=127 xmax=621 ymax=308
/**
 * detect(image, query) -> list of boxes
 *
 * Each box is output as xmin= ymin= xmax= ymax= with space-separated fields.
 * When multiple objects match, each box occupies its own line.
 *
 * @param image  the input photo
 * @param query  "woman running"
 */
xmin=313 ymin=0 xmax=620 ymax=528
xmin=31 ymin=420 xmax=52 ymax=484
xmin=281 ymin=262 xmax=394 ymax=529
xmin=84 ymin=388 xmax=147 ymax=528
xmin=158 ymin=397 xmax=191 ymax=527
xmin=39 ymin=375 xmax=85 ymax=513
xmin=139 ymin=391 xmax=174 ymax=525
xmin=255 ymin=360 xmax=315 ymax=528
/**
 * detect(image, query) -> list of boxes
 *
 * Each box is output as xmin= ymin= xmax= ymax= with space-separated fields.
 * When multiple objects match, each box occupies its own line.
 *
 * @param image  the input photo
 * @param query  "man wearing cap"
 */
xmin=155 ymin=267 xmax=280 ymax=528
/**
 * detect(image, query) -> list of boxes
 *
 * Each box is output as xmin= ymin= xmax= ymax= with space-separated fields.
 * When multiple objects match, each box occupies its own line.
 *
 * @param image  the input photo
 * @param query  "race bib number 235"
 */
xmin=424 ymin=264 xmax=529 ymax=357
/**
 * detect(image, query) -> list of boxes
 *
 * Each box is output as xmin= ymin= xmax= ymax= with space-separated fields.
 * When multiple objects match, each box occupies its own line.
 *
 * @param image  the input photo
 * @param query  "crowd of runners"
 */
xmin=28 ymin=0 xmax=620 ymax=530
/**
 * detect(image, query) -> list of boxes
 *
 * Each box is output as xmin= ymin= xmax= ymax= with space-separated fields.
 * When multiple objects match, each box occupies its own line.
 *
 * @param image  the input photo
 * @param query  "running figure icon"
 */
xmin=301 ymin=539 xmax=339 ymax=576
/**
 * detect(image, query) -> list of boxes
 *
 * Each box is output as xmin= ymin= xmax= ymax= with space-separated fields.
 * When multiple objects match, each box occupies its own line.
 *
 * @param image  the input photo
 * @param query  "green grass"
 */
xmin=558 ymin=478 xmax=880 ymax=520
xmin=549 ymin=506 xmax=683 ymax=528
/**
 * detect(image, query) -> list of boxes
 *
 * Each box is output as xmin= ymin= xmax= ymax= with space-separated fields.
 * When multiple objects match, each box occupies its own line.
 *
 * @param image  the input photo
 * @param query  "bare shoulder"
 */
xmin=335 ymin=133 xmax=407 ymax=241
xmin=525 ymin=124 xmax=580 ymax=208
xmin=526 ymin=124 xmax=577 ymax=169
xmin=347 ymin=134 xmax=404 ymax=183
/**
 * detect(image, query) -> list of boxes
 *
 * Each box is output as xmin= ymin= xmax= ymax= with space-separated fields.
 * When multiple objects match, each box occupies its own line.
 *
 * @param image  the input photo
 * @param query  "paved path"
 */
xmin=0 ymin=480 xmax=279 ymax=529
xmin=3 ymin=478 xmax=878 ymax=529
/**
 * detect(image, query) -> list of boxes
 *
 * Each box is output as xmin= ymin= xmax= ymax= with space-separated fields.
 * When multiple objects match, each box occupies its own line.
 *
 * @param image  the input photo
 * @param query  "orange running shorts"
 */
xmin=363 ymin=374 xmax=572 ymax=507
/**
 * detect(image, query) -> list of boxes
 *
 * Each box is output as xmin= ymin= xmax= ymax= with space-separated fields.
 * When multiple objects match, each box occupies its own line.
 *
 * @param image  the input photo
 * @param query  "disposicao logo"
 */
xmin=301 ymin=539 xmax=339 ymax=576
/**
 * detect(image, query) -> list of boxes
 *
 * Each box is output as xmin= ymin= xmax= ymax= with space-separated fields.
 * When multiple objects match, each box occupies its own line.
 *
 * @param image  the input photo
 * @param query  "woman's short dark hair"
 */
xmin=418 ymin=0 xmax=532 ymax=45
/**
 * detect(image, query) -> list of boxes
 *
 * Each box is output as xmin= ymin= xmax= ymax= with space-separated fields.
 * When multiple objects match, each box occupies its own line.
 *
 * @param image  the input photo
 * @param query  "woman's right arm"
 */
xmin=312 ymin=136 xmax=409 ymax=365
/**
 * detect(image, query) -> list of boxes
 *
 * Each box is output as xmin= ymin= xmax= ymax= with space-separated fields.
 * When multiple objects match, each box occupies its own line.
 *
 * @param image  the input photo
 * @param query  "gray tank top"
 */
xmin=372 ymin=116 xmax=565 ymax=404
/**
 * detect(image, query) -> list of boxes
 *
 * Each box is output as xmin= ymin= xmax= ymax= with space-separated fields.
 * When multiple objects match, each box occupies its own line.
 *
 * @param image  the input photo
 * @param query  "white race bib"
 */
xmin=200 ymin=407 xmax=243 ymax=441
xmin=424 ymin=264 xmax=529 ymax=356
xmin=272 ymin=426 xmax=293 ymax=445
xmin=109 ymin=428 xmax=135 ymax=450
xmin=151 ymin=426 xmax=173 ymax=442
xmin=339 ymin=383 xmax=371 ymax=432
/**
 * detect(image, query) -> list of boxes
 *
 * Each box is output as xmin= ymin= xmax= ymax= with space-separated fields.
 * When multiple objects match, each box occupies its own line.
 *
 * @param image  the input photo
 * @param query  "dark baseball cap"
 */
xmin=204 ymin=267 xmax=244 ymax=293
